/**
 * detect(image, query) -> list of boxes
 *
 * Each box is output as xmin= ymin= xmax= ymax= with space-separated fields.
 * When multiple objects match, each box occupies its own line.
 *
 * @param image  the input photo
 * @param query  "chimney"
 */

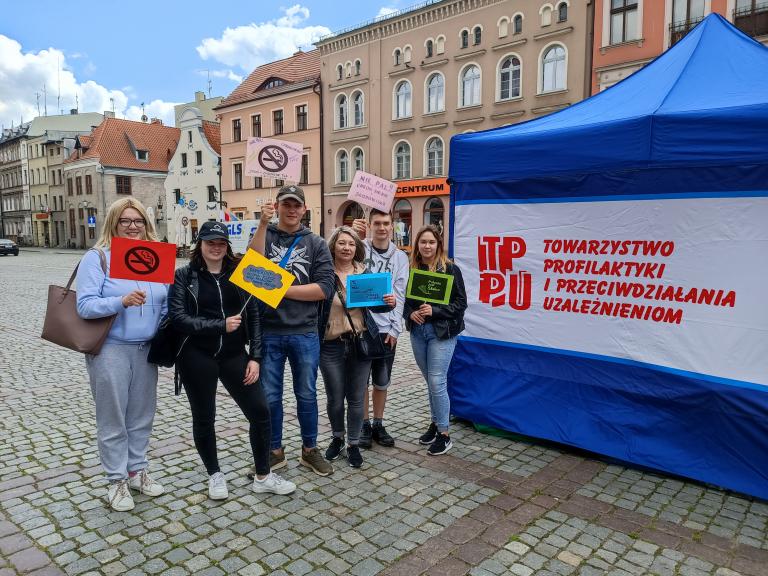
xmin=195 ymin=91 xmax=205 ymax=102
xmin=150 ymin=118 xmax=163 ymax=125
xmin=70 ymin=109 xmax=78 ymax=115
xmin=104 ymin=111 xmax=115 ymax=118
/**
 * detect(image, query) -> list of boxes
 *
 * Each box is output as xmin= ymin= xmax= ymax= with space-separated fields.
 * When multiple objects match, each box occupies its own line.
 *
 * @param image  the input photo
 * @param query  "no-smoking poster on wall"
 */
xmin=245 ymin=137 xmax=303 ymax=183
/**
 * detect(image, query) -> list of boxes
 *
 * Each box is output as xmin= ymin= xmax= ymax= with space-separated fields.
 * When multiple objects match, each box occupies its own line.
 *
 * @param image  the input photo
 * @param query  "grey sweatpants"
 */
xmin=86 ymin=342 xmax=158 ymax=481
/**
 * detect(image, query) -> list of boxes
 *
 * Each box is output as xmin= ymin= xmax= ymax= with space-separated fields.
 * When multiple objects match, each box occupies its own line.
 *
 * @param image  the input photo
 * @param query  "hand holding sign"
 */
xmin=347 ymin=170 xmax=397 ymax=213
xmin=110 ymin=238 xmax=177 ymax=284
xmin=406 ymin=269 xmax=453 ymax=305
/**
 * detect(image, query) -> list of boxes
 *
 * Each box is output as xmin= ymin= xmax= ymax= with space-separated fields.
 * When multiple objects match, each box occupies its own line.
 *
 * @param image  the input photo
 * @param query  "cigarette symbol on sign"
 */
xmin=125 ymin=246 xmax=160 ymax=275
xmin=258 ymin=145 xmax=289 ymax=172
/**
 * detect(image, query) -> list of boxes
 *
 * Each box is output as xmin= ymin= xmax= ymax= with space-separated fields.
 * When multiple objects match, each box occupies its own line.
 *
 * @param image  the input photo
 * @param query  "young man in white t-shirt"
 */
xmin=352 ymin=209 xmax=410 ymax=448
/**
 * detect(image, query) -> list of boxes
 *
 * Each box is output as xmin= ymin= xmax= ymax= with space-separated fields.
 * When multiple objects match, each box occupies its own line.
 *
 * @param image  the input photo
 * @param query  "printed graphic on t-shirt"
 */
xmin=268 ymin=241 xmax=310 ymax=283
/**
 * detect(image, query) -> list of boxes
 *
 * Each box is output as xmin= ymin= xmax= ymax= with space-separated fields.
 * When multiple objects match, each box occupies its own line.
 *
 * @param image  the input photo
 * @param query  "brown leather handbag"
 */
xmin=41 ymin=249 xmax=117 ymax=354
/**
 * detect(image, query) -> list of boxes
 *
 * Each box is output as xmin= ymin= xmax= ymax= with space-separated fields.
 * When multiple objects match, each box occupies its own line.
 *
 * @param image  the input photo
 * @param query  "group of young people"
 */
xmin=75 ymin=185 xmax=466 ymax=512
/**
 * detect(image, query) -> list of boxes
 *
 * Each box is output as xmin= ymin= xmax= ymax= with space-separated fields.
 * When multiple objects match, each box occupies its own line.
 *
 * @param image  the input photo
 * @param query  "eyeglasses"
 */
xmin=118 ymin=218 xmax=146 ymax=228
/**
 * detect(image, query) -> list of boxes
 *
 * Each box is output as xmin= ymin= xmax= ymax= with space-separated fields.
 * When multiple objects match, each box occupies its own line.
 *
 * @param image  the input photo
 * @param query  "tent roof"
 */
xmin=449 ymin=14 xmax=768 ymax=184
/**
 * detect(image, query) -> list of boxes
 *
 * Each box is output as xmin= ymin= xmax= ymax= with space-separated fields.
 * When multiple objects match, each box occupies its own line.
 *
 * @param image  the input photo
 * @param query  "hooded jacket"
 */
xmin=262 ymin=224 xmax=335 ymax=334
xmin=362 ymin=239 xmax=409 ymax=339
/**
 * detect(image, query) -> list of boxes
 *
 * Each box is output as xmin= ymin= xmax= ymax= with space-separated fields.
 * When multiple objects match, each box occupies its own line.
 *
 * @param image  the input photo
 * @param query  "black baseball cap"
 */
xmin=276 ymin=185 xmax=305 ymax=205
xmin=198 ymin=221 xmax=229 ymax=241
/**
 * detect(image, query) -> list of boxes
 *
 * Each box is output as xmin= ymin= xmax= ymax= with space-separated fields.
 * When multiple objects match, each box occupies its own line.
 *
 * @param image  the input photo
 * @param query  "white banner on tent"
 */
xmin=453 ymin=195 xmax=768 ymax=387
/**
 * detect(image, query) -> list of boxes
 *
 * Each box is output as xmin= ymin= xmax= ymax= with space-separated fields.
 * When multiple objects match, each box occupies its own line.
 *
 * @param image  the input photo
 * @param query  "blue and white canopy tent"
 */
xmin=447 ymin=15 xmax=768 ymax=500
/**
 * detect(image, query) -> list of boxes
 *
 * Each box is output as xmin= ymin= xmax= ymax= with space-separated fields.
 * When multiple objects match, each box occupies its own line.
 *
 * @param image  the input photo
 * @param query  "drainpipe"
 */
xmin=585 ymin=0 xmax=595 ymax=98
xmin=313 ymin=78 xmax=325 ymax=237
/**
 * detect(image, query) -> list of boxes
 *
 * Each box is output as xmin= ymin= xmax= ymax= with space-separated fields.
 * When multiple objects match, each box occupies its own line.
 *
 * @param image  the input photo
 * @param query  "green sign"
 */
xmin=406 ymin=269 xmax=453 ymax=305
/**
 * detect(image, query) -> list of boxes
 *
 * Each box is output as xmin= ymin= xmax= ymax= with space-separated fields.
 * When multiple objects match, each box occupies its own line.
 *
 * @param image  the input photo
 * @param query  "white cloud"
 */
xmin=376 ymin=6 xmax=398 ymax=20
xmin=0 ymin=35 xmax=179 ymax=130
xmin=196 ymin=5 xmax=331 ymax=72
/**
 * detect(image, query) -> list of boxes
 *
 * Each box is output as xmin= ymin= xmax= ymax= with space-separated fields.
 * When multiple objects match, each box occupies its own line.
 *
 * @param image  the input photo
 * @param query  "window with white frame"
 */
xmin=499 ymin=56 xmax=522 ymax=100
xmin=394 ymin=49 xmax=402 ymax=65
xmin=426 ymin=137 xmax=444 ymax=176
xmin=436 ymin=35 xmax=445 ymax=54
xmin=514 ymin=14 xmax=523 ymax=34
xmin=353 ymin=148 xmax=364 ymax=174
xmin=541 ymin=5 xmax=553 ymax=26
xmin=394 ymin=81 xmax=412 ymax=118
xmin=394 ymin=142 xmax=411 ymax=179
xmin=460 ymin=29 xmax=469 ymax=48
xmin=426 ymin=73 xmax=445 ymax=113
xmin=352 ymin=91 xmax=364 ymax=126
xmin=541 ymin=45 xmax=566 ymax=92
xmin=355 ymin=59 xmax=361 ymax=75
xmin=337 ymin=150 xmax=349 ymax=183
xmin=473 ymin=26 xmax=482 ymax=45
xmin=426 ymin=39 xmax=434 ymax=57
xmin=557 ymin=2 xmax=568 ymax=22
xmin=345 ymin=62 xmax=352 ymax=77
xmin=337 ymin=94 xmax=348 ymax=129
xmin=460 ymin=65 xmax=481 ymax=107
xmin=498 ymin=17 xmax=509 ymax=37
xmin=336 ymin=65 xmax=343 ymax=80
xmin=404 ymin=46 xmax=412 ymax=62
xmin=610 ymin=0 xmax=639 ymax=44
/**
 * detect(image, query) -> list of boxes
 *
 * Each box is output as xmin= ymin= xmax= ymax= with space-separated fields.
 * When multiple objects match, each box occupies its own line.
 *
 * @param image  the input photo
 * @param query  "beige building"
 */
xmin=0 ymin=123 xmax=31 ymax=244
xmin=316 ymin=0 xmax=591 ymax=245
xmin=63 ymin=117 xmax=180 ymax=248
xmin=216 ymin=50 xmax=322 ymax=234
xmin=174 ymin=91 xmax=223 ymax=127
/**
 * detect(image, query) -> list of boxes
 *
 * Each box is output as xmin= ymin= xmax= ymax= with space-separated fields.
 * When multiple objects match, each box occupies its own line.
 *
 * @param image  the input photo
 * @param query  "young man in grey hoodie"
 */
xmin=352 ymin=209 xmax=409 ymax=448
xmin=249 ymin=185 xmax=335 ymax=477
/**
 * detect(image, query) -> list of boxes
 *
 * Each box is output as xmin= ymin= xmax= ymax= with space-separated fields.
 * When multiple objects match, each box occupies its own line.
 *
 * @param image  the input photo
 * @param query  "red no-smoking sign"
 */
xmin=110 ymin=237 xmax=177 ymax=284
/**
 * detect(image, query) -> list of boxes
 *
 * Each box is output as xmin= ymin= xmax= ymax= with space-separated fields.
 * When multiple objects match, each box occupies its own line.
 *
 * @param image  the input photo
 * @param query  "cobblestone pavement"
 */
xmin=1 ymin=250 xmax=766 ymax=576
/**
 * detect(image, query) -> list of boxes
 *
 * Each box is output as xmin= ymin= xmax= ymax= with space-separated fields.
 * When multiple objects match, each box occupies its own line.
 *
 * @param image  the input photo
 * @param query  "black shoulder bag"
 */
xmin=335 ymin=279 xmax=392 ymax=360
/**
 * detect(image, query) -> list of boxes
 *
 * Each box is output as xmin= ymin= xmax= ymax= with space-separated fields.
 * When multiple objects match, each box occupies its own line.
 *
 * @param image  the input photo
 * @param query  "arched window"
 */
xmin=352 ymin=91 xmax=364 ymax=126
xmin=541 ymin=5 xmax=553 ymax=26
xmin=337 ymin=94 xmax=348 ymax=129
xmin=498 ymin=17 xmax=509 ymax=38
xmin=394 ymin=142 xmax=411 ymax=179
xmin=336 ymin=65 xmax=343 ymax=80
xmin=343 ymin=202 xmax=364 ymax=227
xmin=353 ymin=148 xmax=364 ymax=173
xmin=426 ymin=73 xmax=445 ymax=113
xmin=557 ymin=2 xmax=568 ymax=22
xmin=354 ymin=59 xmax=361 ymax=75
xmin=514 ymin=14 xmax=523 ymax=34
xmin=542 ymin=45 xmax=566 ymax=92
xmin=394 ymin=49 xmax=402 ymax=65
xmin=404 ymin=46 xmax=412 ymax=63
xmin=436 ymin=35 xmax=445 ymax=54
xmin=337 ymin=150 xmax=349 ymax=183
xmin=426 ymin=39 xmax=434 ymax=57
xmin=460 ymin=29 xmax=469 ymax=48
xmin=345 ymin=62 xmax=352 ymax=77
xmin=395 ymin=81 xmax=412 ymax=119
xmin=393 ymin=199 xmax=412 ymax=247
xmin=423 ymin=197 xmax=444 ymax=234
xmin=426 ymin=137 xmax=443 ymax=176
xmin=499 ymin=56 xmax=521 ymax=100
xmin=460 ymin=65 xmax=481 ymax=107
xmin=473 ymin=26 xmax=482 ymax=45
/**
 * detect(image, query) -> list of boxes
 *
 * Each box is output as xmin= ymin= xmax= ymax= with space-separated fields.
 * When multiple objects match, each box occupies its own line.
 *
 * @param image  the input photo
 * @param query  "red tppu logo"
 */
xmin=478 ymin=236 xmax=532 ymax=310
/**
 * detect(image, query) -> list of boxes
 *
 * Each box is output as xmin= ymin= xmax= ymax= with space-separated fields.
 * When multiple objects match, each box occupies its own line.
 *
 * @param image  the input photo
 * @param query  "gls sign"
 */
xmin=477 ymin=236 xmax=532 ymax=310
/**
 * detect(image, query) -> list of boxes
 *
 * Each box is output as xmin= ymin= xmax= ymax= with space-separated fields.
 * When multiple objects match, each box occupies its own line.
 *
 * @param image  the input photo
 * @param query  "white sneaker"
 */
xmin=107 ymin=480 xmax=135 ymax=511
xmin=208 ymin=472 xmax=228 ymax=500
xmin=252 ymin=472 xmax=296 ymax=495
xmin=128 ymin=469 xmax=164 ymax=497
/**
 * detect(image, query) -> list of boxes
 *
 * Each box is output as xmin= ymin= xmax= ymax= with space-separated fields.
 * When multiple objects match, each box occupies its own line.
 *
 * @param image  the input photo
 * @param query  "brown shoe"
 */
xmin=299 ymin=447 xmax=333 ymax=476
xmin=247 ymin=447 xmax=286 ymax=479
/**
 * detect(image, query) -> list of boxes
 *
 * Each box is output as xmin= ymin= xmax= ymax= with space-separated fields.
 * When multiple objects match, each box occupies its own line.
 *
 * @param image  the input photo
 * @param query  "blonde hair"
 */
xmin=327 ymin=226 xmax=366 ymax=264
xmin=410 ymin=225 xmax=449 ymax=272
xmin=96 ymin=198 xmax=158 ymax=248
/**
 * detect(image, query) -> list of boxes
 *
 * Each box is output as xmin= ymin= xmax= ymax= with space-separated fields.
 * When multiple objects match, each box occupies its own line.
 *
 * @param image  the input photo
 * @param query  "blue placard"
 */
xmin=346 ymin=273 xmax=391 ymax=308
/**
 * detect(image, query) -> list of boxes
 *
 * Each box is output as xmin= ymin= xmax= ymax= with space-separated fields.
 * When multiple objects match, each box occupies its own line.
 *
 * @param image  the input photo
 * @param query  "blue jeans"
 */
xmin=261 ymin=333 xmax=320 ymax=450
xmin=410 ymin=323 xmax=457 ymax=433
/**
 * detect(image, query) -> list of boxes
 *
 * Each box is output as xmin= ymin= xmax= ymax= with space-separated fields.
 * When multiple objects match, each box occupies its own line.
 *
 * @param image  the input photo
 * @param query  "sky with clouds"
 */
xmin=0 ymin=1 xmax=404 ymax=130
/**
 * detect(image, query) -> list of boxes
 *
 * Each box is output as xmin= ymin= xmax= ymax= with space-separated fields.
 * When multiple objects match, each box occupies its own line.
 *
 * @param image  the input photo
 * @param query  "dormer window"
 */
xmin=136 ymin=150 xmax=148 ymax=161
xmin=260 ymin=77 xmax=286 ymax=90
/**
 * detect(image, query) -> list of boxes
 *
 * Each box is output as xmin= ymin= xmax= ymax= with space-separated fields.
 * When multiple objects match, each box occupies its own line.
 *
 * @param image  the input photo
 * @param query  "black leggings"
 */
xmin=179 ymin=347 xmax=271 ymax=476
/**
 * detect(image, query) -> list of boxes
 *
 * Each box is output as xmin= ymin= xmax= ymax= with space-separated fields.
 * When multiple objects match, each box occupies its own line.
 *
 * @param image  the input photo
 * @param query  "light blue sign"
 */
xmin=188 ymin=199 xmax=198 ymax=212
xmin=346 ymin=273 xmax=391 ymax=308
xmin=178 ymin=198 xmax=185 ymax=207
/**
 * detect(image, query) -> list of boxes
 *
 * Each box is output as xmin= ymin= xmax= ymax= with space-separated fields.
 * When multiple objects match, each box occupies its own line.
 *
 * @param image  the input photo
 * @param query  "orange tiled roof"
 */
xmin=202 ymin=121 xmax=221 ymax=155
xmin=218 ymin=50 xmax=320 ymax=108
xmin=66 ymin=117 xmax=180 ymax=171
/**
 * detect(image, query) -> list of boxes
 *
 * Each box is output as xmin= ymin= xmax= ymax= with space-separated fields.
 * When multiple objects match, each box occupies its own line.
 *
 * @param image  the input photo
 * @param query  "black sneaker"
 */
xmin=427 ymin=433 xmax=452 ymax=456
xmin=372 ymin=423 xmax=395 ymax=447
xmin=325 ymin=437 xmax=346 ymax=461
xmin=359 ymin=421 xmax=372 ymax=449
xmin=347 ymin=445 xmax=363 ymax=468
xmin=418 ymin=422 xmax=438 ymax=445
